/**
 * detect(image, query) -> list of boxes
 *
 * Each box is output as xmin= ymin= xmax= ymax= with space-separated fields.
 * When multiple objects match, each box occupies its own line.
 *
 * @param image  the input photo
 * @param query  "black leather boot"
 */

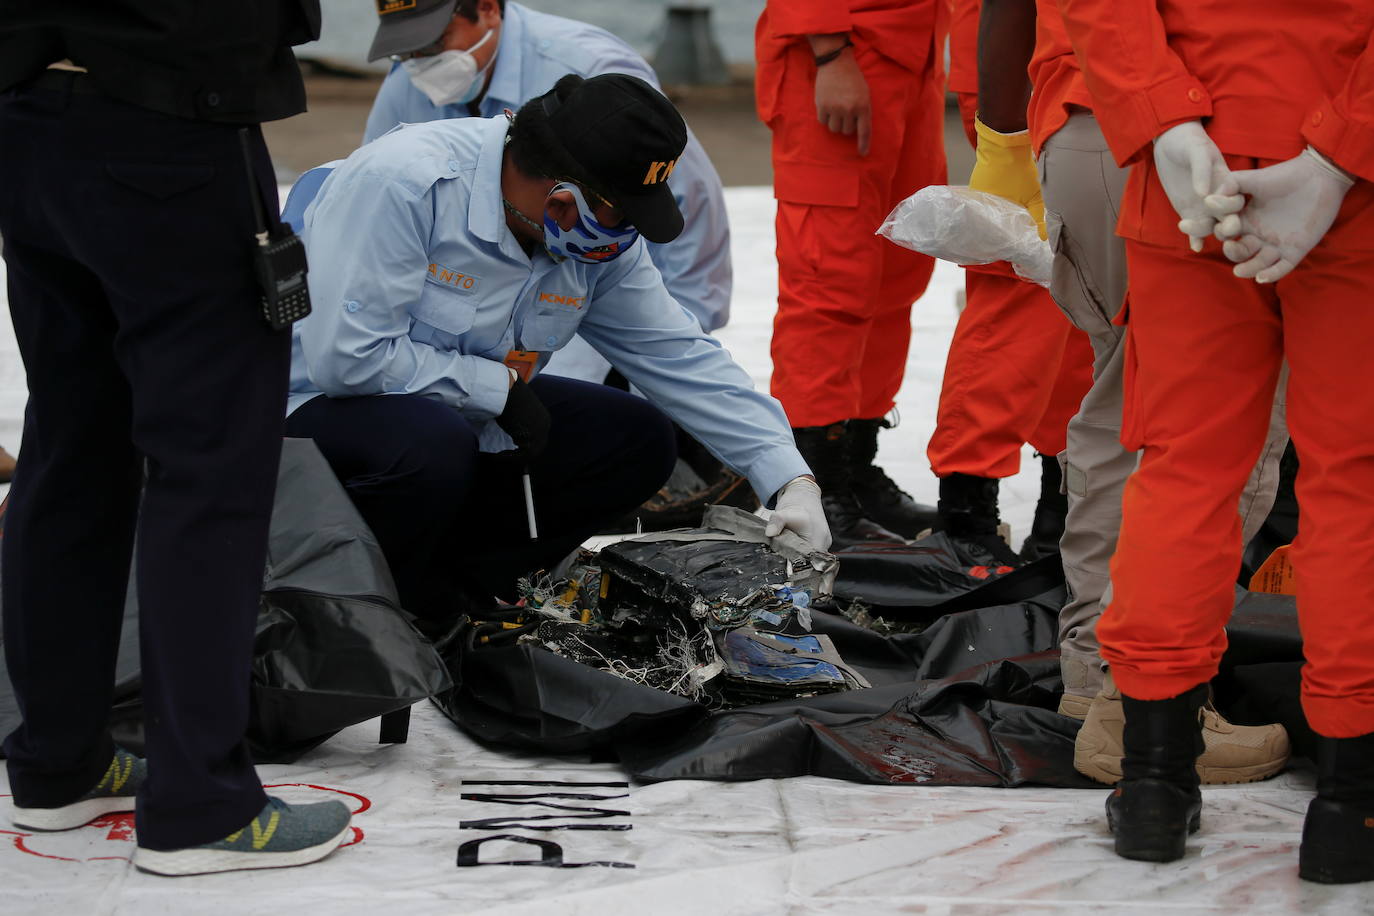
xmin=1299 ymin=732 xmax=1374 ymax=883
xmin=1107 ymin=684 xmax=1207 ymax=862
xmin=848 ymin=417 xmax=938 ymax=538
xmin=1018 ymin=452 xmax=1067 ymax=560
xmin=792 ymin=423 xmax=906 ymax=550
xmin=936 ymin=473 xmax=1021 ymax=567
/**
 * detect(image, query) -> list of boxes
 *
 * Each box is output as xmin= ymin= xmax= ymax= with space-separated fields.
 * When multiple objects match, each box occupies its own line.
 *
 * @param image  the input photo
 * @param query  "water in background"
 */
xmin=300 ymin=0 xmax=764 ymax=73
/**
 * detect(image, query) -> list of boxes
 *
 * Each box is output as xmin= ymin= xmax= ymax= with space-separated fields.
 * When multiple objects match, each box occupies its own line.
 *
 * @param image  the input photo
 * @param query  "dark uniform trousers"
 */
xmin=0 ymin=79 xmax=289 ymax=850
xmin=285 ymin=376 xmax=679 ymax=620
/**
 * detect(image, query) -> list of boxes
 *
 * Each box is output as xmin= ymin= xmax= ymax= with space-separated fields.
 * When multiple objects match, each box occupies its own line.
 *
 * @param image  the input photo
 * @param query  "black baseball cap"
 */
xmin=367 ymin=0 xmax=457 ymax=62
xmin=536 ymin=74 xmax=688 ymax=244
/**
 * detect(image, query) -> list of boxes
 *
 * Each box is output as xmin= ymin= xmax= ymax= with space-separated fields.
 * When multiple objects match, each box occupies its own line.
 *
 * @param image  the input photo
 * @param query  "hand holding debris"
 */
xmin=969 ymin=117 xmax=1046 ymax=240
xmin=494 ymin=377 xmax=551 ymax=458
xmin=764 ymin=476 xmax=832 ymax=552
xmin=877 ymin=185 xmax=1052 ymax=287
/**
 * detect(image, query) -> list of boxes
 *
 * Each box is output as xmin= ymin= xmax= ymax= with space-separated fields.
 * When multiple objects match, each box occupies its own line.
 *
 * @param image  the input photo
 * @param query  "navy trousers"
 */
xmin=0 ymin=80 xmax=287 ymax=848
xmin=285 ymin=377 xmax=677 ymax=619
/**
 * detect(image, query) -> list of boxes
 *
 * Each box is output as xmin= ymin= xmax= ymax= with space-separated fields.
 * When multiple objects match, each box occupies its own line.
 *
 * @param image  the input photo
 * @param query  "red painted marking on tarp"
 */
xmin=265 ymin=783 xmax=373 ymax=815
xmin=90 ymin=812 xmax=135 ymax=842
xmin=5 ymin=832 xmax=78 ymax=862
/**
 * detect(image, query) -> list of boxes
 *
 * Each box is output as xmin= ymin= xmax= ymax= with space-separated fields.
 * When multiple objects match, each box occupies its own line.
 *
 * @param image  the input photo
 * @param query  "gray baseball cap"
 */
xmin=367 ymin=0 xmax=458 ymax=62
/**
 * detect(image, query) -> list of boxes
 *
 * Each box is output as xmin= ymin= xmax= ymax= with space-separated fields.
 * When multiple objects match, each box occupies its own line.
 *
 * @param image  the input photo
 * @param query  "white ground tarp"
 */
xmin=0 ymin=188 xmax=1364 ymax=913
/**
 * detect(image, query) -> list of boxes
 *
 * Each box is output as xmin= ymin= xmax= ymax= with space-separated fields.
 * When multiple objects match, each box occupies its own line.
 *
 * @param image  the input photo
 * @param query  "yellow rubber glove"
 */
xmin=968 ymin=116 xmax=1046 ymax=240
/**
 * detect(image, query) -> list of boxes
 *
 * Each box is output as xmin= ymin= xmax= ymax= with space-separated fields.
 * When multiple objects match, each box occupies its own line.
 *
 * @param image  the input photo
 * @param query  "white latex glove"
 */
xmin=1205 ymin=146 xmax=1355 ymax=284
xmin=764 ymin=476 xmax=832 ymax=552
xmin=1152 ymin=121 xmax=1232 ymax=252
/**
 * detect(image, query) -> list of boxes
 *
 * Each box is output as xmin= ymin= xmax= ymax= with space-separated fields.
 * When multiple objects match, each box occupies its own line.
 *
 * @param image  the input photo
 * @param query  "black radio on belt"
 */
xmin=239 ymin=129 xmax=312 ymax=331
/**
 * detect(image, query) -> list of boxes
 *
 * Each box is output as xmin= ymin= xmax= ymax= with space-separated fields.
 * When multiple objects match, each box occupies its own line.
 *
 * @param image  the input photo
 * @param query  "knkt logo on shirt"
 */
xmin=537 ymin=291 xmax=585 ymax=310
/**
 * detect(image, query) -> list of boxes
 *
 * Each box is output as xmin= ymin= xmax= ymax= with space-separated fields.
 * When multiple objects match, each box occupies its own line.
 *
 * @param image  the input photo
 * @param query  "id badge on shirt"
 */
xmin=503 ymin=349 xmax=539 ymax=383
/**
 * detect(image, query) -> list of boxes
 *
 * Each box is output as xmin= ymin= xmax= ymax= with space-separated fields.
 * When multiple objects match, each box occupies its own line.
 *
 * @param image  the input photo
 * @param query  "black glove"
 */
xmin=494 ymin=377 xmax=551 ymax=458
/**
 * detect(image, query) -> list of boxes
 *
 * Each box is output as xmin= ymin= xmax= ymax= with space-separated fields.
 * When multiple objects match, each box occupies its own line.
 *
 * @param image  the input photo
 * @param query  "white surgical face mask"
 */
xmin=401 ymin=28 xmax=495 ymax=107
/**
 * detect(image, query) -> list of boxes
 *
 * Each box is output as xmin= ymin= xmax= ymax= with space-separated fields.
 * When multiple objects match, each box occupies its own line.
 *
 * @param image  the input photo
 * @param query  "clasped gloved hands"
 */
xmin=1153 ymin=121 xmax=1234 ymax=251
xmin=495 ymin=374 xmax=551 ymax=458
xmin=764 ymin=475 xmax=832 ymax=552
xmin=969 ymin=116 xmax=1046 ymax=240
xmin=1203 ymin=146 xmax=1355 ymax=284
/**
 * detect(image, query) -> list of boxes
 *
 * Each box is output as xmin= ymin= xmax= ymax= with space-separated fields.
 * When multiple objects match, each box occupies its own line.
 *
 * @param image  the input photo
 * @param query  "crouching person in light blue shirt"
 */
xmin=363 ymin=0 xmax=732 ymax=383
xmin=285 ymin=74 xmax=828 ymax=631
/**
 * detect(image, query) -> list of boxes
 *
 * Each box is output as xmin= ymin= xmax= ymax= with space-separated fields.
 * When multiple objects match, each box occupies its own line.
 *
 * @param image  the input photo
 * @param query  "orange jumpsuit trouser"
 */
xmin=1102 ymin=168 xmax=1374 ymax=739
xmin=764 ymin=44 xmax=946 ymax=428
xmin=926 ymin=93 xmax=1093 ymax=478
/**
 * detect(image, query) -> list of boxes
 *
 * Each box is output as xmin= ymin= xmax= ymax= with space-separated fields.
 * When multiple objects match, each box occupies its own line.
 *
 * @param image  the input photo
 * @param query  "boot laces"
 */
xmin=860 ymin=464 xmax=912 ymax=501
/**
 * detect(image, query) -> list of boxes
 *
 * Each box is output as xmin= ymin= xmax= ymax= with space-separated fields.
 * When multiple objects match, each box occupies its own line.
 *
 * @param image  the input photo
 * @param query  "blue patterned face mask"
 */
xmin=541 ymin=182 xmax=639 ymax=264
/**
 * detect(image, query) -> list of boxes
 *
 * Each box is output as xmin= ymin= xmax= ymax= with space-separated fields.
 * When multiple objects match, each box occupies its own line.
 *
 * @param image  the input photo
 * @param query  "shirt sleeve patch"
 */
xmin=426 ymin=262 xmax=480 ymax=292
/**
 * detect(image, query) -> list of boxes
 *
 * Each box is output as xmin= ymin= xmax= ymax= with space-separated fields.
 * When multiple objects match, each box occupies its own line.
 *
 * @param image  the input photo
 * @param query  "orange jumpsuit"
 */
xmin=926 ymin=0 xmax=1092 ymax=480
xmin=756 ymin=0 xmax=949 ymax=427
xmin=1061 ymin=0 xmax=1374 ymax=737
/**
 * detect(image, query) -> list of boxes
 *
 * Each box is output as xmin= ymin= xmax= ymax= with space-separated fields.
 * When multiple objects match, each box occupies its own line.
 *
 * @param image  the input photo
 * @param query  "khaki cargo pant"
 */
xmin=1037 ymin=110 xmax=1289 ymax=700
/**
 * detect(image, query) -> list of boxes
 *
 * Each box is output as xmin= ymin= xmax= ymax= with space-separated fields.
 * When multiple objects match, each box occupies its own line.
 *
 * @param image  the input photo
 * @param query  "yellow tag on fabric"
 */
xmin=1248 ymin=545 xmax=1296 ymax=595
xmin=503 ymin=349 xmax=539 ymax=383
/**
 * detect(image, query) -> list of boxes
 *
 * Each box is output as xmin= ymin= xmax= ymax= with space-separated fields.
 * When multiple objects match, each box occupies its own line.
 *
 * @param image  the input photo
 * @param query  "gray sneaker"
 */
xmin=134 ymin=796 xmax=352 ymax=877
xmin=11 ymin=747 xmax=145 ymax=831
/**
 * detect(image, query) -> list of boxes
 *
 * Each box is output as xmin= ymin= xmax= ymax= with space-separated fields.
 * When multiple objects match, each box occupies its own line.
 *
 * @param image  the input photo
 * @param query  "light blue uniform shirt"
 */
xmin=287 ymin=116 xmax=806 ymax=504
xmin=363 ymin=1 xmax=730 ymax=338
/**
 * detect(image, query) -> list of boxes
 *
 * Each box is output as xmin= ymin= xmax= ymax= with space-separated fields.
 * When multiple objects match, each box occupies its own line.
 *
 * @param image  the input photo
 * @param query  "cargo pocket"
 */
xmin=1049 ymin=217 xmax=1117 ymax=340
xmin=106 ymin=161 xmax=215 ymax=200
xmin=773 ymin=161 xmax=861 ymax=276
xmin=774 ymin=161 xmax=860 ymax=209
xmin=521 ymin=307 xmax=583 ymax=351
xmin=412 ymin=289 xmax=477 ymax=340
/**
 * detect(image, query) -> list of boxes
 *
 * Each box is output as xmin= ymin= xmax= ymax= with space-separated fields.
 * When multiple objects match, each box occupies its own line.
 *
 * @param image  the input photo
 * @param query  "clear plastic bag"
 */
xmin=877 ymin=185 xmax=1052 ymax=287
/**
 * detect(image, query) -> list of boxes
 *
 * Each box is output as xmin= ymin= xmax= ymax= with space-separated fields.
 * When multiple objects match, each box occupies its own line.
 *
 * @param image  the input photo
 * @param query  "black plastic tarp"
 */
xmin=432 ymin=527 xmax=1307 ymax=787
xmin=2 ymin=439 xmax=1306 ymax=787
xmin=242 ymin=439 xmax=451 ymax=759
xmin=831 ymin=532 xmax=1036 ymax=618
xmin=432 ymin=545 xmax=1101 ymax=787
xmin=2 ymin=439 xmax=450 ymax=763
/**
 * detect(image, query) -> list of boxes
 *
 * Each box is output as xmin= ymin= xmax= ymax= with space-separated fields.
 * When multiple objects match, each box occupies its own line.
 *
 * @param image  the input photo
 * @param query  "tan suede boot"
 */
xmin=1058 ymin=651 xmax=1104 ymax=719
xmin=1074 ymin=671 xmax=1290 ymax=785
